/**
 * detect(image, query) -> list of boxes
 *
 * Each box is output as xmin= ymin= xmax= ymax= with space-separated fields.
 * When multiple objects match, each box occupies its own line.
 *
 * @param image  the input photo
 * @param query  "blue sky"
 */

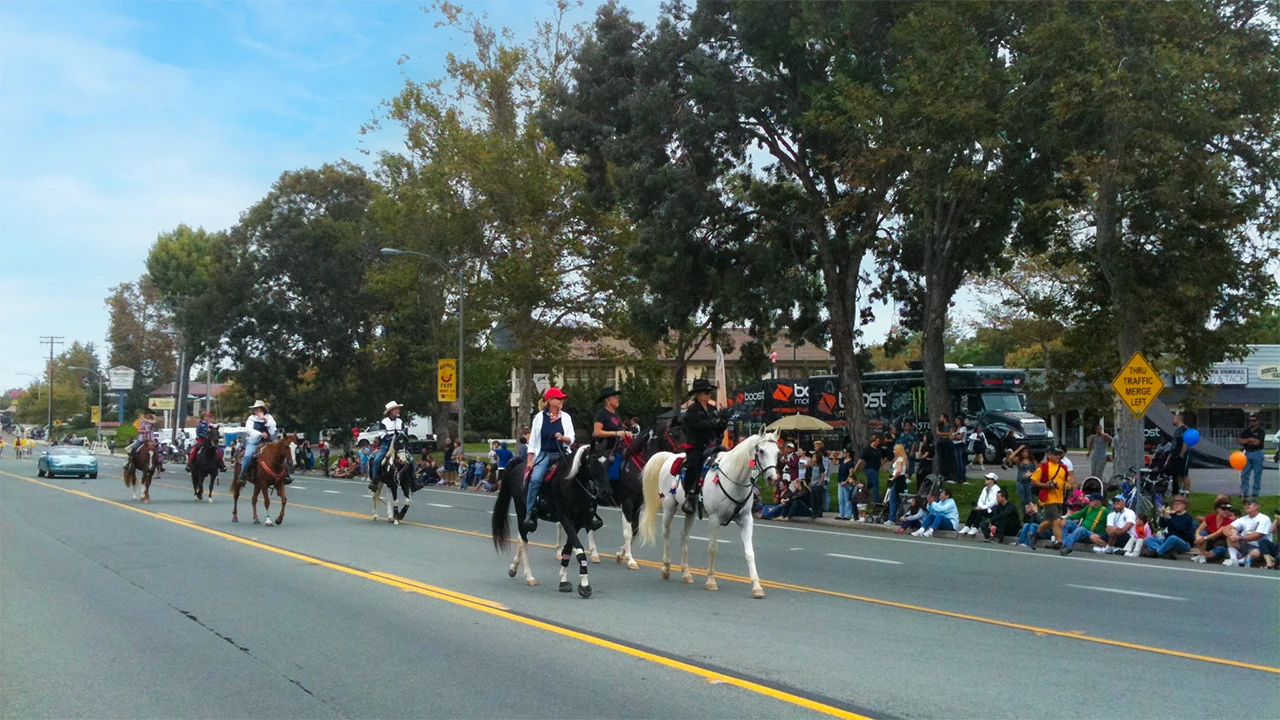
xmin=0 ymin=0 xmax=900 ymax=400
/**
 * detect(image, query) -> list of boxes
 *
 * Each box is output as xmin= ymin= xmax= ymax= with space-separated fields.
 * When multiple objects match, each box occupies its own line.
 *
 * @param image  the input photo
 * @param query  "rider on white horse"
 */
xmin=240 ymin=400 xmax=278 ymax=481
xmin=522 ymin=387 xmax=575 ymax=533
xmin=678 ymin=378 xmax=725 ymax=515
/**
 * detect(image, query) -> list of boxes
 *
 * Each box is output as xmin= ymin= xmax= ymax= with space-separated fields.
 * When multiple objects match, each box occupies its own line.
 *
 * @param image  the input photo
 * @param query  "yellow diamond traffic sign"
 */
xmin=1111 ymin=351 xmax=1165 ymax=418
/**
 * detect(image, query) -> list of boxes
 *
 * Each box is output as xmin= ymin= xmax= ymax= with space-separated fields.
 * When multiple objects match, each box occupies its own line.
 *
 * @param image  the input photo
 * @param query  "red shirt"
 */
xmin=1205 ymin=513 xmax=1234 ymax=533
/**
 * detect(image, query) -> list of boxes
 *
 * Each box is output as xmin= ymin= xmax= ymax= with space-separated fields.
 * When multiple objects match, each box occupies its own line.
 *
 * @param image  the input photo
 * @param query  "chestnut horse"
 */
xmin=231 ymin=434 xmax=295 ymax=526
xmin=123 ymin=440 xmax=159 ymax=503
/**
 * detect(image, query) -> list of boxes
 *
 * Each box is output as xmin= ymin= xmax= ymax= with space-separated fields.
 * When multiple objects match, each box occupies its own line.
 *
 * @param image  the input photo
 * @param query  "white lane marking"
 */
xmin=1064 ymin=584 xmax=1186 ymax=601
xmin=427 ymin=503 xmax=452 ymax=508
xmin=292 ymin=486 xmax=307 ymax=490
xmin=827 ymin=553 xmax=903 ymax=565
xmin=690 ymin=535 xmax=731 ymax=544
xmin=362 ymin=494 xmax=372 ymax=498
xmin=323 ymin=490 xmax=340 ymax=494
xmin=753 ymin=522 xmax=1279 ymax=581
xmin=790 ymin=547 xmax=804 ymax=551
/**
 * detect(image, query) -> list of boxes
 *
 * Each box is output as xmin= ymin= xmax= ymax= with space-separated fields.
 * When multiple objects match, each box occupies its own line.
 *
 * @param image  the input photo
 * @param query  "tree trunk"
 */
xmin=516 ymin=354 xmax=534 ymax=437
xmin=1095 ymin=179 xmax=1144 ymax=476
xmin=920 ymin=285 xmax=951 ymax=431
xmin=672 ymin=359 xmax=687 ymax=412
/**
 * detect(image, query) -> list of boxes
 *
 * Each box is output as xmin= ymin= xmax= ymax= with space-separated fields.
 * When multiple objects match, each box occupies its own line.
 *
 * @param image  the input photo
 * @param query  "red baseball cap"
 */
xmin=544 ymin=387 xmax=568 ymax=401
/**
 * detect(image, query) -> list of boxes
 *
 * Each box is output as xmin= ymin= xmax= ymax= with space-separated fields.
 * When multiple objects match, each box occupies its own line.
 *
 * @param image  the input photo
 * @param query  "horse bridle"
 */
xmin=709 ymin=439 xmax=773 ymax=525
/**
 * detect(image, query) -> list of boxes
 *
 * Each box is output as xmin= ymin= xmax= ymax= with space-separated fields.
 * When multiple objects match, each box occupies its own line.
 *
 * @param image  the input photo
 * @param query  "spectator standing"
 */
xmin=836 ymin=449 xmax=857 ymax=520
xmin=951 ymin=419 xmax=968 ymax=482
xmin=1170 ymin=413 xmax=1192 ymax=495
xmin=1086 ymin=424 xmax=1112 ymax=482
xmin=516 ymin=434 xmax=529 ymax=464
xmin=1237 ymin=414 xmax=1266 ymax=501
xmin=968 ymin=425 xmax=988 ymax=471
xmin=912 ymin=488 xmax=959 ymax=537
xmin=934 ymin=415 xmax=953 ymax=484
xmin=358 ymin=444 xmax=371 ymax=478
xmin=495 ymin=442 xmax=514 ymax=474
xmin=807 ymin=442 xmax=829 ymax=518
xmin=320 ymin=441 xmax=331 ymax=476
xmin=915 ymin=430 xmax=934 ymax=481
xmin=959 ymin=473 xmax=1000 ymax=536
xmin=852 ymin=436 xmax=885 ymax=514
xmin=887 ymin=444 xmax=909 ymax=525
xmin=898 ymin=420 xmax=919 ymax=477
xmin=983 ymin=490 xmax=1021 ymax=543
xmin=451 ymin=442 xmax=467 ymax=486
xmin=1010 ymin=445 xmax=1036 ymax=508
xmin=1030 ymin=447 xmax=1071 ymax=549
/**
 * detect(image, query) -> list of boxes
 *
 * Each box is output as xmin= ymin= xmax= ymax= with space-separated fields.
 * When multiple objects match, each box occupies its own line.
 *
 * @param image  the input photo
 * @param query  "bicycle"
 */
xmin=1112 ymin=466 xmax=1166 ymax=519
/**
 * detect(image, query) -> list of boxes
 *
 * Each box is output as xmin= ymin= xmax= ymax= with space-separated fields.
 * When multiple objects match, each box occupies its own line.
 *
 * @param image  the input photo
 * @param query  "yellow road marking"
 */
xmin=2 ymin=471 xmax=869 ymax=719
xmin=31 ymin=472 xmax=1280 ymax=677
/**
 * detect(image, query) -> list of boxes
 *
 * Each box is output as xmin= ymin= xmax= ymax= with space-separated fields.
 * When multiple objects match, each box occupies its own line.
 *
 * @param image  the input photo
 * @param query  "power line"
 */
xmin=39 ymin=336 xmax=64 ymax=431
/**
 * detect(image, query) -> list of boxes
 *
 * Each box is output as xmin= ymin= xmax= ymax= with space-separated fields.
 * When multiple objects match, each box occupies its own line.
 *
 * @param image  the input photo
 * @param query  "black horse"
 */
xmin=191 ymin=426 xmax=222 ymax=503
xmin=591 ymin=420 xmax=683 ymax=569
xmin=491 ymin=443 xmax=605 ymax=598
xmin=369 ymin=432 xmax=420 ymax=524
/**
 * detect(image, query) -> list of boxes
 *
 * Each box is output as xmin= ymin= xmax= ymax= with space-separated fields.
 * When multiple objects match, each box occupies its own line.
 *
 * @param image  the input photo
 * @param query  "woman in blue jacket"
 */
xmin=912 ymin=487 xmax=959 ymax=537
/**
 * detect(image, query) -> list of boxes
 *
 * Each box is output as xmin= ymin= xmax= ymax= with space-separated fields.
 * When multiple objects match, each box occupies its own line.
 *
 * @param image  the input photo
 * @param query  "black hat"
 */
xmin=595 ymin=386 xmax=620 ymax=405
xmin=688 ymin=378 xmax=717 ymax=395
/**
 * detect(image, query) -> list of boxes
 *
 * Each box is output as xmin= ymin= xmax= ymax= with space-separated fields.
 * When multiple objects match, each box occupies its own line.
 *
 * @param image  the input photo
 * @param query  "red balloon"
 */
xmin=1229 ymin=451 xmax=1247 ymax=471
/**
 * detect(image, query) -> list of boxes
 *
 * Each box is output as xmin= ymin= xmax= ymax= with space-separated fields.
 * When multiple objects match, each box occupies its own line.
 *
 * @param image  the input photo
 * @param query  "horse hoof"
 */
xmin=275 ymin=517 xmax=283 ymax=526
xmin=578 ymin=584 xmax=593 ymax=599
xmin=752 ymin=587 xmax=766 ymax=599
xmin=558 ymin=581 xmax=573 ymax=593
xmin=705 ymin=580 xmax=718 ymax=591
xmin=526 ymin=578 xmax=538 ymax=587
xmin=590 ymin=555 xmax=600 ymax=564
xmin=681 ymin=575 xmax=693 ymax=584
xmin=194 ymin=496 xmax=201 ymax=502
xmin=265 ymin=518 xmax=273 ymax=527
xmin=143 ymin=498 xmax=150 ymax=504
xmin=508 ymin=566 xmax=518 ymax=578
xmin=253 ymin=519 xmax=261 ymax=525
xmin=232 ymin=516 xmax=238 ymax=523
xmin=627 ymin=561 xmax=639 ymax=571
xmin=661 ymin=570 xmax=671 ymax=580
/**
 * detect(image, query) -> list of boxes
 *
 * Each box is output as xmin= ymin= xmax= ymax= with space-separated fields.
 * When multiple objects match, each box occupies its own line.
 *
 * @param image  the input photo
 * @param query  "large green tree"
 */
xmin=1018 ymin=0 xmax=1280 ymax=470
xmin=104 ymin=277 xmax=178 ymax=418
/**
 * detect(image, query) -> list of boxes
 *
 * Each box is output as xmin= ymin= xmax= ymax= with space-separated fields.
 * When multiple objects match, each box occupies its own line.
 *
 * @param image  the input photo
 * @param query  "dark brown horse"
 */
xmin=191 ymin=426 xmax=222 ymax=503
xmin=231 ymin=434 xmax=295 ymax=526
xmin=124 ymin=440 xmax=159 ymax=503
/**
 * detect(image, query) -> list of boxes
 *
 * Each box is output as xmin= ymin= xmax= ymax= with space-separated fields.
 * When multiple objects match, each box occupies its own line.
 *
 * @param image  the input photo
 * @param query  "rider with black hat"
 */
xmin=679 ymin=377 xmax=724 ymax=515
xmin=592 ymin=385 xmax=632 ymax=484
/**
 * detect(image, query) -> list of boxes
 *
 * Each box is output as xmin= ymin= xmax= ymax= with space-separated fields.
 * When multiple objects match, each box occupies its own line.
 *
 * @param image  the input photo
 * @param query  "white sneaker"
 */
xmin=1222 ymin=557 xmax=1236 ymax=567
xmin=1103 ymin=547 xmax=1116 ymax=554
xmin=923 ymin=528 xmax=934 ymax=537
xmin=911 ymin=529 xmax=924 ymax=537
xmin=1192 ymin=555 xmax=1206 ymax=564
xmin=882 ymin=520 xmax=895 ymax=526
xmin=1125 ymin=551 xmax=1139 ymax=558
xmin=1093 ymin=547 xmax=1107 ymax=554
xmin=968 ymin=527 xmax=979 ymax=536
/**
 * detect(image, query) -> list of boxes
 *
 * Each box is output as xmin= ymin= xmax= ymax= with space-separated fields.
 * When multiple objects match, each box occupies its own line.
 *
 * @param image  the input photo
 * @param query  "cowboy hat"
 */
xmin=249 ymin=400 xmax=268 ymax=410
xmin=688 ymin=378 xmax=717 ymax=395
xmin=384 ymin=400 xmax=404 ymax=414
xmin=544 ymin=387 xmax=568 ymax=401
xmin=595 ymin=385 xmax=620 ymax=404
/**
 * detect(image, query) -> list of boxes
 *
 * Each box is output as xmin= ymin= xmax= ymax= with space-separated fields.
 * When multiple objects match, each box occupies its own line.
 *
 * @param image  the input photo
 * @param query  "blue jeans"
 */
xmin=525 ymin=453 xmax=558 ymax=515
xmin=1062 ymin=525 xmax=1098 ymax=548
xmin=920 ymin=513 xmax=954 ymax=531
xmin=241 ymin=438 xmax=260 ymax=475
xmin=609 ymin=453 xmax=622 ymax=482
xmin=888 ymin=487 xmax=901 ymax=523
xmin=1241 ymin=449 xmax=1264 ymax=497
xmin=838 ymin=483 xmax=855 ymax=519
xmin=373 ymin=446 xmax=389 ymax=482
xmin=864 ymin=470 xmax=880 ymax=510
xmin=1017 ymin=522 xmax=1049 ymax=545
xmin=1016 ymin=480 xmax=1033 ymax=508
xmin=1144 ymin=535 xmax=1191 ymax=557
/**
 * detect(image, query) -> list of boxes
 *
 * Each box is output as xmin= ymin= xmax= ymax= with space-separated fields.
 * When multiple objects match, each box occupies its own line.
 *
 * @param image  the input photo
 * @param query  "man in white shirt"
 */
xmin=1223 ymin=500 xmax=1273 ymax=567
xmin=1103 ymin=496 xmax=1136 ymax=554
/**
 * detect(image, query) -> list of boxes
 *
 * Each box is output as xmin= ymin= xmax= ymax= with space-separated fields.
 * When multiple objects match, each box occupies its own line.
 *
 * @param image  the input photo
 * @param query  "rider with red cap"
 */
xmin=522 ymin=386 xmax=575 ymax=532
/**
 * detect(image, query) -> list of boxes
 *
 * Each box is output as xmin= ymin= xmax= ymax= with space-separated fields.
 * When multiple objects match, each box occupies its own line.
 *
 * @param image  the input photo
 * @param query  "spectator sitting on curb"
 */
xmin=1016 ymin=502 xmax=1052 ymax=548
xmin=912 ymin=488 xmax=959 ymax=538
xmin=983 ymin=489 xmax=1021 ymax=544
xmin=1059 ymin=493 xmax=1109 ymax=556
xmin=1257 ymin=511 xmax=1279 ymax=570
xmin=1223 ymin=499 xmax=1273 ymax=567
xmin=959 ymin=472 xmax=1000 ymax=537
xmin=1102 ymin=496 xmax=1136 ymax=555
xmin=1144 ymin=495 xmax=1196 ymax=559
xmin=1192 ymin=501 xmax=1237 ymax=564
xmin=895 ymin=495 xmax=927 ymax=534
xmin=1122 ymin=513 xmax=1153 ymax=557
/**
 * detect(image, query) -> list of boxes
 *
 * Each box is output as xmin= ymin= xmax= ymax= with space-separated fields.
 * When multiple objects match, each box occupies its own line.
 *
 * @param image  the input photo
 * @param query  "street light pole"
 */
xmin=381 ymin=248 xmax=466 ymax=445
xmin=69 ymin=367 xmax=102 ymax=442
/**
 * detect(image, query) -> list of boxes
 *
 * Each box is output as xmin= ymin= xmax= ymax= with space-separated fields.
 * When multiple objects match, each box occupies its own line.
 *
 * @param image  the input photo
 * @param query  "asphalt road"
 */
xmin=2 ymin=450 xmax=1277 ymax=720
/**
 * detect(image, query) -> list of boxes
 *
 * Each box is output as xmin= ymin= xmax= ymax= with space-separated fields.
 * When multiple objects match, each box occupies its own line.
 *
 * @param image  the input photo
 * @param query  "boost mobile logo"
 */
xmin=742 ymin=390 xmax=765 ymax=403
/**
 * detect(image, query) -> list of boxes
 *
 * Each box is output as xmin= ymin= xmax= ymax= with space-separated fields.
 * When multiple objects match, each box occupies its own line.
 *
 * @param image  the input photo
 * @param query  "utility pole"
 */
xmin=39 ymin=336 xmax=64 ymax=434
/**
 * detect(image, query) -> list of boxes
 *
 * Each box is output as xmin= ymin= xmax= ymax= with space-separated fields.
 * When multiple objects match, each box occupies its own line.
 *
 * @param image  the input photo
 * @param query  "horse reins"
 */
xmin=709 ymin=441 xmax=768 ymax=526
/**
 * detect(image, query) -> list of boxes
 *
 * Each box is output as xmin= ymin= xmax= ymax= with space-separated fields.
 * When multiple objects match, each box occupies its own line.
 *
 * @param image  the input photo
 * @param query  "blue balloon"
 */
xmin=1183 ymin=428 xmax=1200 ymax=447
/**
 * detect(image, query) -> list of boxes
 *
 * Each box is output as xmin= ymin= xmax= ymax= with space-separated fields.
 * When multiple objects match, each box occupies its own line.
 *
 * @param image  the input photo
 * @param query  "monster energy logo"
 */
xmin=911 ymin=386 xmax=927 ymax=417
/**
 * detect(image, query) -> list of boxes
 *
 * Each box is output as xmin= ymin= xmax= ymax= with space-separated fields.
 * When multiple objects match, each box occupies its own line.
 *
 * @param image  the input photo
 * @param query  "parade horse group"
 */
xmin=119 ymin=415 xmax=783 ymax=601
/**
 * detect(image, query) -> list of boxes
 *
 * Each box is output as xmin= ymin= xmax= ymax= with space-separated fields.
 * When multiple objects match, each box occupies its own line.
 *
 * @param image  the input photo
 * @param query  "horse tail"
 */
xmin=491 ymin=464 xmax=515 ymax=553
xmin=639 ymin=451 xmax=671 ymax=547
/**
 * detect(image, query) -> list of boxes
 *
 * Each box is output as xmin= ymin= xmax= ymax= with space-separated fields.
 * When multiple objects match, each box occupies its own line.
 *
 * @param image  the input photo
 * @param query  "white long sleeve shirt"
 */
xmin=977 ymin=483 xmax=1000 ymax=511
xmin=527 ymin=410 xmax=575 ymax=463
xmin=380 ymin=416 xmax=405 ymax=439
xmin=245 ymin=413 xmax=277 ymax=441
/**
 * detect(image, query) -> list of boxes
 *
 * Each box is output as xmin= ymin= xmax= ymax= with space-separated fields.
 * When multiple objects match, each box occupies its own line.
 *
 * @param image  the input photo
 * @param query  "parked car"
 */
xmin=38 ymin=446 xmax=99 ymax=479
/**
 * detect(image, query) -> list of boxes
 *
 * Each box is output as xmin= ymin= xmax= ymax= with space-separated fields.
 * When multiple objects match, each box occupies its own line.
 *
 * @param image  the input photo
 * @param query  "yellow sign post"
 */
xmin=91 ymin=406 xmax=101 ymax=423
xmin=148 ymin=397 xmax=176 ymax=411
xmin=1111 ymin=352 xmax=1165 ymax=418
xmin=438 ymin=359 xmax=458 ymax=403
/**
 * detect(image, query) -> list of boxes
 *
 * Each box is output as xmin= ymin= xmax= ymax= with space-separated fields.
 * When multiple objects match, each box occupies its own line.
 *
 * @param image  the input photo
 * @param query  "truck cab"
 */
xmin=957 ymin=389 xmax=1053 ymax=462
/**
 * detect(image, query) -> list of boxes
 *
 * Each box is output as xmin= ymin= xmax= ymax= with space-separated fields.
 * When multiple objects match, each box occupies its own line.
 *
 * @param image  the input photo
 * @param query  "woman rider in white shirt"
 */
xmin=522 ymin=387 xmax=574 ymax=532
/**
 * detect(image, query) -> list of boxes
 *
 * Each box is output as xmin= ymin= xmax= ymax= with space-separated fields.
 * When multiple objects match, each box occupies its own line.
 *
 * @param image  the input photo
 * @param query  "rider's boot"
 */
xmin=680 ymin=469 xmax=697 ymax=514
xmin=590 ymin=511 xmax=604 ymax=532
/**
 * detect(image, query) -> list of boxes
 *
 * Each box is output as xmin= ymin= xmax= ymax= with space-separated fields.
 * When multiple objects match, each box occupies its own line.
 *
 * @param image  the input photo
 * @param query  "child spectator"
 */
xmin=1123 ymin=513 xmax=1153 ymax=557
xmin=895 ymin=495 xmax=926 ymax=534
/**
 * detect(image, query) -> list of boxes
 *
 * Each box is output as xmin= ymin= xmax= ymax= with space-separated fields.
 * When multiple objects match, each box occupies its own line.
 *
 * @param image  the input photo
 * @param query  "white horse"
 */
xmin=639 ymin=430 xmax=779 ymax=598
